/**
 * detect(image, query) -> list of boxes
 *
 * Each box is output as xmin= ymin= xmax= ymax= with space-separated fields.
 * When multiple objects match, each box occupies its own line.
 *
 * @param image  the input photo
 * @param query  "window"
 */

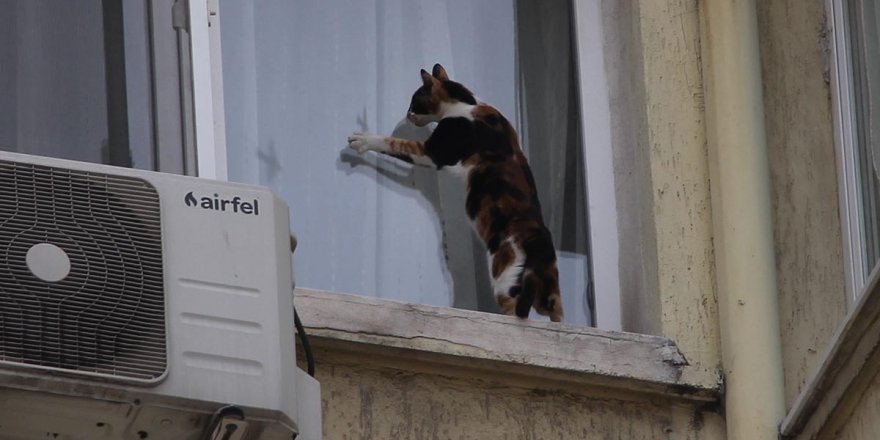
xmin=0 ymin=0 xmax=188 ymax=174
xmin=217 ymin=0 xmax=601 ymax=326
xmin=832 ymin=0 xmax=880 ymax=302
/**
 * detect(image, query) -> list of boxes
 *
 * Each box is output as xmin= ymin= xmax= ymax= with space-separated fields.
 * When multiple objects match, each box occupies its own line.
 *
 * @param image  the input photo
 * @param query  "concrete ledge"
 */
xmin=294 ymin=288 xmax=721 ymax=402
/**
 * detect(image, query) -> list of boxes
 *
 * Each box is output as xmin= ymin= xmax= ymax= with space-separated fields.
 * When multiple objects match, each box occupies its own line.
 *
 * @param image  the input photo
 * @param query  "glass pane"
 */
xmin=848 ymin=0 xmax=880 ymax=278
xmin=0 ymin=0 xmax=157 ymax=170
xmin=220 ymin=0 xmax=593 ymax=325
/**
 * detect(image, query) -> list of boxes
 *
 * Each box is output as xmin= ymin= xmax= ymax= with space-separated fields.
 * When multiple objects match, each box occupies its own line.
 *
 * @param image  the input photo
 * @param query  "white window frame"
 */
xmin=187 ymin=0 xmax=227 ymax=180
xmin=572 ymin=0 xmax=622 ymax=331
xmin=192 ymin=0 xmax=623 ymax=331
xmin=829 ymin=0 xmax=880 ymax=306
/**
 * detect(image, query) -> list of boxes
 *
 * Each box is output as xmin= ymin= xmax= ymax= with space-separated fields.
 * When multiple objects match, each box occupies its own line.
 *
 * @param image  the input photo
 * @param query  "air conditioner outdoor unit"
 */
xmin=0 ymin=151 xmax=321 ymax=439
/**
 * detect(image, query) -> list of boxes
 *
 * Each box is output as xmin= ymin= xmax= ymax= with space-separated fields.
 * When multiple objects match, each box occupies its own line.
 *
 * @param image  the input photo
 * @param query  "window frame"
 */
xmin=185 ymin=0 xmax=227 ymax=180
xmin=830 ymin=0 xmax=880 ymax=306
xmin=572 ymin=0 xmax=621 ymax=331
xmin=195 ymin=0 xmax=621 ymax=330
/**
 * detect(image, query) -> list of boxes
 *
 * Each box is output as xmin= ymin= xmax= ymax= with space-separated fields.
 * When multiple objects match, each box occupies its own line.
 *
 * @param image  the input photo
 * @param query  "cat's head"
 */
xmin=407 ymin=64 xmax=477 ymax=127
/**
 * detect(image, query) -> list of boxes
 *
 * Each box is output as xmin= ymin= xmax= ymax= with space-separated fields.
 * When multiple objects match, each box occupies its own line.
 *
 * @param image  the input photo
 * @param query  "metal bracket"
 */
xmin=201 ymin=406 xmax=249 ymax=440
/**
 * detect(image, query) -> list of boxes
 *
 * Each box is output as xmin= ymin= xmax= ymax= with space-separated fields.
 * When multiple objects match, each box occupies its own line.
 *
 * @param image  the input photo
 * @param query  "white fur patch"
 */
xmin=489 ymin=238 xmax=525 ymax=295
xmin=407 ymin=112 xmax=440 ymax=127
xmin=440 ymin=102 xmax=475 ymax=120
xmin=411 ymin=155 xmax=436 ymax=167
xmin=347 ymin=132 xmax=389 ymax=153
xmin=445 ymin=163 xmax=473 ymax=180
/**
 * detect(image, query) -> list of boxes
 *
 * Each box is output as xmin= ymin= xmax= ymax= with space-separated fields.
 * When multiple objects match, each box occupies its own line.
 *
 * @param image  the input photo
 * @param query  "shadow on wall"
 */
xmin=336 ymin=115 xmax=496 ymax=314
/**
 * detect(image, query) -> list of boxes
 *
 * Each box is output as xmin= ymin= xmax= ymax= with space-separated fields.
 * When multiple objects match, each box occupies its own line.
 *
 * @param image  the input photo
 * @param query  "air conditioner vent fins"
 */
xmin=0 ymin=160 xmax=167 ymax=381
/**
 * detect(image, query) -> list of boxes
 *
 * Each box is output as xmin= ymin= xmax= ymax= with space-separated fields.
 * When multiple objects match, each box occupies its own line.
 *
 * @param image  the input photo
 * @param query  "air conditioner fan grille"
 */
xmin=0 ymin=160 xmax=166 ymax=381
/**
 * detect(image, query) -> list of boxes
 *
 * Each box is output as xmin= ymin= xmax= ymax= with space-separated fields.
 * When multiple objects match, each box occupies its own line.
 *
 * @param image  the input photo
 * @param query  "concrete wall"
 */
xmin=604 ymin=0 xmax=721 ymax=371
xmin=755 ymin=0 xmax=849 ymax=410
xmin=835 ymin=370 xmax=880 ymax=440
xmin=295 ymin=288 xmax=724 ymax=439
xmin=638 ymin=0 xmax=720 ymax=372
xmin=309 ymin=350 xmax=725 ymax=440
xmin=756 ymin=2 xmax=880 ymax=440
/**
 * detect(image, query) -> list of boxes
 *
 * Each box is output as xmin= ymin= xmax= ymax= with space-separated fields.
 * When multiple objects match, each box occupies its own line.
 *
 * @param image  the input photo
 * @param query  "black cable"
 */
xmin=294 ymin=307 xmax=315 ymax=377
xmin=290 ymin=233 xmax=315 ymax=377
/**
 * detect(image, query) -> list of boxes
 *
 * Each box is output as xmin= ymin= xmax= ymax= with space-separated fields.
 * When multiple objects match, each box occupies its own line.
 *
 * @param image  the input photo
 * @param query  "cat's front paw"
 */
xmin=347 ymin=132 xmax=387 ymax=154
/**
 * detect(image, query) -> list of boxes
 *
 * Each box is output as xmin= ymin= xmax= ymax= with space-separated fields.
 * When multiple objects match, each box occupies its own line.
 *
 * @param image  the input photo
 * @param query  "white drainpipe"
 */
xmin=700 ymin=1 xmax=786 ymax=439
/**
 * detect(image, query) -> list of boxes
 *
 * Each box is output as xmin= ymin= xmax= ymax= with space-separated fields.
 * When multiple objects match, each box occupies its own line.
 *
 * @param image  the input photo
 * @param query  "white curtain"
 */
xmin=517 ymin=0 xmax=592 ymax=325
xmin=0 ymin=1 xmax=107 ymax=162
xmin=0 ymin=0 xmax=155 ymax=170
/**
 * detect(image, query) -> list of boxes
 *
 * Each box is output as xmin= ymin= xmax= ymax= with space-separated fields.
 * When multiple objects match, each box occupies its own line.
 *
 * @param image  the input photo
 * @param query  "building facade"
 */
xmin=1 ymin=0 xmax=878 ymax=439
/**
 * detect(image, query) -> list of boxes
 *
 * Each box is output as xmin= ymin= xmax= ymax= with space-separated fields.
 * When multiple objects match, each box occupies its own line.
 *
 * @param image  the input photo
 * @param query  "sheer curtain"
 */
xmin=517 ymin=0 xmax=592 ymax=325
xmin=0 ymin=0 xmax=156 ymax=170
xmin=220 ymin=0 xmax=592 ymax=325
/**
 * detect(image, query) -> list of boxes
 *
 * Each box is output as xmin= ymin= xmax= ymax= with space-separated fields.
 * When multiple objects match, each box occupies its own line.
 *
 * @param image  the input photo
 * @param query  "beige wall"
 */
xmin=605 ymin=0 xmax=721 ymax=371
xmin=306 ymin=349 xmax=725 ymax=440
xmin=639 ymin=0 xmax=720 ymax=372
xmin=755 ymin=0 xmax=849 ymax=410
xmin=834 ymin=369 xmax=880 ymax=440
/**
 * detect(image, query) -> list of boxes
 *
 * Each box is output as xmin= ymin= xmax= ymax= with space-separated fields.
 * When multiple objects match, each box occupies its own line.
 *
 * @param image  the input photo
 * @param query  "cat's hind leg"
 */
xmin=490 ymin=240 xmax=528 ymax=318
xmin=495 ymin=293 xmax=517 ymax=316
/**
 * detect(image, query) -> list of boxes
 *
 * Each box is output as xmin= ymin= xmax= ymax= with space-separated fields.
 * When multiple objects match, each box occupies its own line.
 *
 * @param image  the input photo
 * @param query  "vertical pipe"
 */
xmin=700 ymin=1 xmax=786 ymax=439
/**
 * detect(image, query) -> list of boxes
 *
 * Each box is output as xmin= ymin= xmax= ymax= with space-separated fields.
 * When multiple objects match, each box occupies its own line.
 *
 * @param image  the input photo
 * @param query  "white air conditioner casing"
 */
xmin=0 ymin=151 xmax=321 ymax=440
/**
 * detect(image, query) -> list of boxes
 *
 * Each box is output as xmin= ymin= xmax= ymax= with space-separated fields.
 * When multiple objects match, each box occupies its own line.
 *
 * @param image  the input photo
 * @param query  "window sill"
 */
xmin=781 ymin=267 xmax=880 ymax=439
xmin=293 ymin=288 xmax=721 ymax=402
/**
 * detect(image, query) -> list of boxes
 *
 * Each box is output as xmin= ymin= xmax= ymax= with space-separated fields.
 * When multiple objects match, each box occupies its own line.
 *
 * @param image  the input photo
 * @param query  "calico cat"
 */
xmin=347 ymin=64 xmax=564 ymax=322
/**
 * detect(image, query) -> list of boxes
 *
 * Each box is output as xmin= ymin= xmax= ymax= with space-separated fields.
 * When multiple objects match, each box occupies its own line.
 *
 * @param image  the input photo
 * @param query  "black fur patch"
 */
xmin=521 ymin=226 xmax=557 ymax=268
xmin=408 ymin=85 xmax=433 ymax=115
xmin=516 ymin=272 xmax=539 ymax=318
xmin=443 ymin=81 xmax=477 ymax=105
xmin=519 ymin=163 xmax=545 ymax=222
xmin=486 ymin=235 xmax=502 ymax=253
xmin=519 ymin=228 xmax=558 ymax=312
xmin=473 ymin=121 xmax=514 ymax=159
xmin=424 ymin=117 xmax=474 ymax=167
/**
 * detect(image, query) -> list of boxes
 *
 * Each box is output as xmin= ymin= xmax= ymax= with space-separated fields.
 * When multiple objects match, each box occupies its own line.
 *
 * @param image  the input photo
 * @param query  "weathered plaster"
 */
xmin=601 ymin=0 xmax=720 ymax=371
xmin=310 ymin=356 xmax=726 ymax=440
xmin=834 ymin=368 xmax=880 ymax=440
xmin=295 ymin=289 xmax=725 ymax=439
xmin=780 ymin=269 xmax=880 ymax=439
xmin=638 ymin=0 xmax=721 ymax=370
xmin=755 ymin=0 xmax=848 ymax=410
xmin=295 ymin=289 xmax=721 ymax=400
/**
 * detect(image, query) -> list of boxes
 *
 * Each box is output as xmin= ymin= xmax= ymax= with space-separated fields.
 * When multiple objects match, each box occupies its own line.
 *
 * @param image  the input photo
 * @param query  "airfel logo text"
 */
xmin=184 ymin=192 xmax=260 ymax=216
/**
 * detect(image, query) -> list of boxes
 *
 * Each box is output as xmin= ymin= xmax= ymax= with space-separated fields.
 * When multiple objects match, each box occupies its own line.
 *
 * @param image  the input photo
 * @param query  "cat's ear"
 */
xmin=432 ymin=63 xmax=449 ymax=81
xmin=420 ymin=69 xmax=434 ymax=86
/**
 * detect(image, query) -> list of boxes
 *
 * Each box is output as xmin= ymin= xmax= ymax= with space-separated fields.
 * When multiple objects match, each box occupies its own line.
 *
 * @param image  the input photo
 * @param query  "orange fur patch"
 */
xmin=387 ymin=138 xmax=425 ymax=156
xmin=491 ymin=242 xmax=516 ymax=279
xmin=495 ymin=293 xmax=517 ymax=316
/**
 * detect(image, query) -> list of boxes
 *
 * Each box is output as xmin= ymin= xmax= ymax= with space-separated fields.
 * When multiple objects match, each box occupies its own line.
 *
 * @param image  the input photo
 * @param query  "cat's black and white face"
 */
xmin=407 ymin=64 xmax=476 ymax=127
